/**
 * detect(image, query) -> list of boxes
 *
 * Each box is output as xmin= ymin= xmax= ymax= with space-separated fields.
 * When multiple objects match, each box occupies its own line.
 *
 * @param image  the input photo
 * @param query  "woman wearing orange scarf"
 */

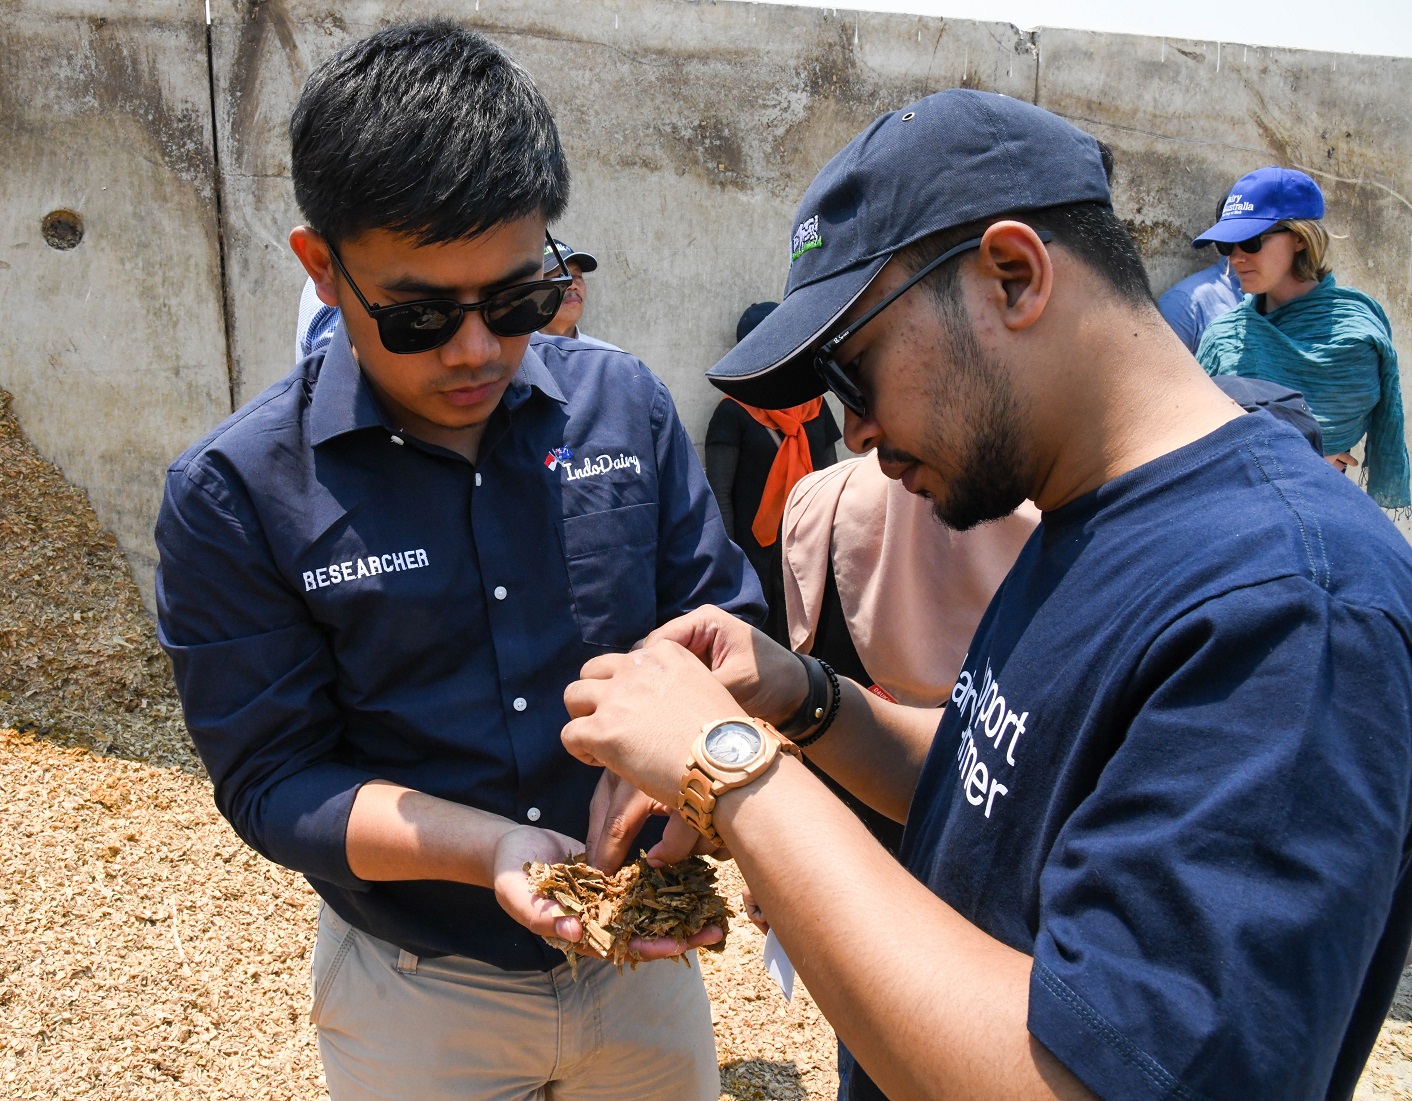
xmin=705 ymin=303 xmax=840 ymax=614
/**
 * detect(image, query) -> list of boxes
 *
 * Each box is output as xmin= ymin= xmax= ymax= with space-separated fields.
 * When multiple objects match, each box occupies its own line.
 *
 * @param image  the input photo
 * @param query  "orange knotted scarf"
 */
xmin=732 ymin=397 xmax=824 ymax=547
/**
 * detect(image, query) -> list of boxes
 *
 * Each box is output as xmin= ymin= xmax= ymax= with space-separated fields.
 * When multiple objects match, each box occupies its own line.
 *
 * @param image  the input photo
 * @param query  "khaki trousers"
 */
xmin=310 ymin=903 xmax=719 ymax=1101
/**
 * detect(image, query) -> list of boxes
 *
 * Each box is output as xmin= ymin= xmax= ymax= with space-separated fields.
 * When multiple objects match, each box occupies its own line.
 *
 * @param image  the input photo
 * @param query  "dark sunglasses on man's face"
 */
xmin=813 ymin=230 xmax=1052 ymax=417
xmin=1214 ymin=227 xmax=1290 ymax=257
xmin=327 ymin=233 xmax=573 ymax=354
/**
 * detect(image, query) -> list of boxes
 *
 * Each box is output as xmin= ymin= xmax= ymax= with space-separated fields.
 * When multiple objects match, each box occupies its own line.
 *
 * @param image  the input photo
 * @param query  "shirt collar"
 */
xmin=310 ymin=323 xmax=568 ymax=447
xmin=309 ymin=321 xmax=390 ymax=446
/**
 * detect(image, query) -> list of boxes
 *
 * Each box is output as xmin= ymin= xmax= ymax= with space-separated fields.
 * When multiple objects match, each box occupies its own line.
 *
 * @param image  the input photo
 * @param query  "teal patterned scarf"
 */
xmin=1197 ymin=275 xmax=1410 ymax=510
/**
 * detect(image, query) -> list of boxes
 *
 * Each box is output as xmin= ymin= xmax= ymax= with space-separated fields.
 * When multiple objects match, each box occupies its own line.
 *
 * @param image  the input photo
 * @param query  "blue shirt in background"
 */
xmin=1158 ymin=259 xmax=1245 ymax=353
xmin=848 ymin=414 xmax=1412 ymax=1101
xmin=156 ymin=324 xmax=763 ymax=970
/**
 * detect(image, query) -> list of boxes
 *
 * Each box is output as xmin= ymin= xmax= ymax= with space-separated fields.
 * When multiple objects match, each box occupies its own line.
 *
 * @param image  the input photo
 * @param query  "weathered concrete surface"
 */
xmin=1036 ymin=27 xmax=1412 ymax=534
xmin=208 ymin=0 xmax=1037 ymax=443
xmin=7 ymin=0 xmax=1412 ymax=612
xmin=0 ymin=1 xmax=231 ymax=604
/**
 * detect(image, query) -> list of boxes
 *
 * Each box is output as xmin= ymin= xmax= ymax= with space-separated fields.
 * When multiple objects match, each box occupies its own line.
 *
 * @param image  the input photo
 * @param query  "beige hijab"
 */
xmin=781 ymin=454 xmax=1039 ymax=707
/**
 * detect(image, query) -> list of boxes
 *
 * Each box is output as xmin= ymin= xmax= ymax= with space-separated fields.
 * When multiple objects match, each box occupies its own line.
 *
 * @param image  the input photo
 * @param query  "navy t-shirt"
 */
xmin=847 ymin=413 xmax=1412 ymax=1101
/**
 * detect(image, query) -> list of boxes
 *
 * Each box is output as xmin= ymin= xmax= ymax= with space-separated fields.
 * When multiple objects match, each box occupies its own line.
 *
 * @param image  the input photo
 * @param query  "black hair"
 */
xmin=290 ymin=20 xmax=569 ymax=247
xmin=893 ymin=200 xmax=1155 ymax=311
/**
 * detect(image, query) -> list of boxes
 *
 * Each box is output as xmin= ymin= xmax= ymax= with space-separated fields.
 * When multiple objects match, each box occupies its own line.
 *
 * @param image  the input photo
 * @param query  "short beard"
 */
xmin=919 ymin=299 xmax=1029 ymax=532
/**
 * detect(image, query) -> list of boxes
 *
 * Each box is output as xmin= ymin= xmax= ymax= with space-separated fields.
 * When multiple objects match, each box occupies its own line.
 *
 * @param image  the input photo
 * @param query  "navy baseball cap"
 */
xmin=706 ymin=89 xmax=1111 ymax=409
xmin=544 ymin=239 xmax=598 ymax=273
xmin=1192 ymin=167 xmax=1324 ymax=248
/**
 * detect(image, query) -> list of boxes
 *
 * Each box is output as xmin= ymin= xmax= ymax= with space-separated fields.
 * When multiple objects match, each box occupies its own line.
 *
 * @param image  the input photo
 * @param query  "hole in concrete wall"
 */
xmin=41 ymin=210 xmax=84 ymax=251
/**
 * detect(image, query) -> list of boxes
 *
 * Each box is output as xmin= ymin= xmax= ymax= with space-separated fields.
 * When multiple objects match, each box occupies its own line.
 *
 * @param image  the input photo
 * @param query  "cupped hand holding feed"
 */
xmin=562 ymin=638 xmax=742 ymax=806
xmin=492 ymin=825 xmax=593 ymax=950
xmin=639 ymin=606 xmax=810 ymax=728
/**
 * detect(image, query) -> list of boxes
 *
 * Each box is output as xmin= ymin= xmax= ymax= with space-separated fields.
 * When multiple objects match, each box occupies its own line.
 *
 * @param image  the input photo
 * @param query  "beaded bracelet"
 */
xmin=792 ymin=657 xmax=841 ymax=749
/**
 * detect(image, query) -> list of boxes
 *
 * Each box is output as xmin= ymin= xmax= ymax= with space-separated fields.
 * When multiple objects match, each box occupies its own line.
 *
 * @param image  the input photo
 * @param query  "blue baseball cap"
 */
xmin=706 ymin=89 xmax=1111 ymax=409
xmin=544 ymin=239 xmax=598 ymax=273
xmin=1192 ymin=167 xmax=1324 ymax=248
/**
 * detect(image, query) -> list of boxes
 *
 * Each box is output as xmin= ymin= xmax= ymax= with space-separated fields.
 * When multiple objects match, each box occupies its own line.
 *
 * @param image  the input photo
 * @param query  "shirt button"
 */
xmin=526 ymin=807 xmax=542 ymax=822
xmin=513 ymin=697 xmax=527 ymax=712
xmin=493 ymin=586 xmax=507 ymax=601
xmin=475 ymin=473 xmax=483 ymax=487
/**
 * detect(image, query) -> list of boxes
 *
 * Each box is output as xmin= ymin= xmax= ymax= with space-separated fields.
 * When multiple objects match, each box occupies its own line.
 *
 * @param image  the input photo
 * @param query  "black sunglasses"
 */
xmin=1214 ymin=227 xmax=1290 ymax=257
xmin=327 ymin=233 xmax=573 ymax=354
xmin=814 ymin=230 xmax=1053 ymax=416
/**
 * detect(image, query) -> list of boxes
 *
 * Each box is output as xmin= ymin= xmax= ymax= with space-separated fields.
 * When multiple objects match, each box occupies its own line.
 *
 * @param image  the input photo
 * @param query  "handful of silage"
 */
xmin=525 ymin=853 xmax=731 ymax=976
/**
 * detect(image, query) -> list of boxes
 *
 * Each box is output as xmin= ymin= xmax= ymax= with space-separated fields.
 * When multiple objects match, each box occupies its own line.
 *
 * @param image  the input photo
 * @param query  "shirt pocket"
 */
xmin=558 ymin=502 xmax=658 ymax=648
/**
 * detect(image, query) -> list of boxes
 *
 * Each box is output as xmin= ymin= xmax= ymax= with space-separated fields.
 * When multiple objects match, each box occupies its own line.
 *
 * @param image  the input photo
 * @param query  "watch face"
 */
xmin=704 ymin=722 xmax=764 ymax=767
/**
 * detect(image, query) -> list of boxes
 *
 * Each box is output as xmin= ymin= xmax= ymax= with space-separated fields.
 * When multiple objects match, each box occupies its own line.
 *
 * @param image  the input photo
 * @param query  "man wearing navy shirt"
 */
xmin=156 ymin=21 xmax=757 ymax=1100
xmin=562 ymin=91 xmax=1412 ymax=1101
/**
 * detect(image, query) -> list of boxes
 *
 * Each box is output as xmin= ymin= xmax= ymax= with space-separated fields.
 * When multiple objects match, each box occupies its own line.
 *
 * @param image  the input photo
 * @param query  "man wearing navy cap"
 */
xmin=563 ymin=89 xmax=1412 ymax=1101
xmin=537 ymin=237 xmax=618 ymax=348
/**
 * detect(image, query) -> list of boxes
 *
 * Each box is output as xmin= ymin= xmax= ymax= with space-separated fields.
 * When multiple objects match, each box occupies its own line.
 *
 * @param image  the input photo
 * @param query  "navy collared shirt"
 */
xmin=155 ymin=325 xmax=763 ymax=970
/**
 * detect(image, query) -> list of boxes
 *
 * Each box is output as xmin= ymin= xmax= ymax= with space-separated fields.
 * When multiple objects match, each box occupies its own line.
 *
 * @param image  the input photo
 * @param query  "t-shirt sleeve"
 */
xmin=155 ymin=462 xmax=375 ymax=891
xmin=1027 ymin=578 xmax=1412 ymax=1101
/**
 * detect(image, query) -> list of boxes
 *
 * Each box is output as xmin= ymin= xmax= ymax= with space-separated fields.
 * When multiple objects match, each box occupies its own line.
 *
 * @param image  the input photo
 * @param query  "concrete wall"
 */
xmin=0 ymin=0 xmax=232 ymax=601
xmin=2 ymin=0 xmax=1411 ymax=609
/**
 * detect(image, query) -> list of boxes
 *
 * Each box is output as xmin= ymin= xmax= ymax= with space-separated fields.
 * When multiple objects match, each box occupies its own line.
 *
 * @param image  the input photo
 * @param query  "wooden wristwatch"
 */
xmin=677 ymin=717 xmax=801 ymax=848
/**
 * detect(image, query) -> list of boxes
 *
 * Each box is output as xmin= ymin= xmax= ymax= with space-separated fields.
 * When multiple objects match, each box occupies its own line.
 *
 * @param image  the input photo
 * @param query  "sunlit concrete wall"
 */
xmin=2 ymin=0 xmax=1409 ymax=608
xmin=0 ymin=1 xmax=231 ymax=600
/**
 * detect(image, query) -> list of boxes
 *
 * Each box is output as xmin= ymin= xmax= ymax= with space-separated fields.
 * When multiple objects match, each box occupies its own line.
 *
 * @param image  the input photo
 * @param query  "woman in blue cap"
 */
xmin=1194 ymin=166 xmax=1409 ymax=510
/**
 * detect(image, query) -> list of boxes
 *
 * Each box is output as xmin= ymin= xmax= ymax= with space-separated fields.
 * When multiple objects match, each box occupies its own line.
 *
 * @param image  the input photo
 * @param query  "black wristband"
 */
xmin=777 ymin=652 xmax=829 ymax=738
xmin=792 ymin=658 xmax=841 ymax=750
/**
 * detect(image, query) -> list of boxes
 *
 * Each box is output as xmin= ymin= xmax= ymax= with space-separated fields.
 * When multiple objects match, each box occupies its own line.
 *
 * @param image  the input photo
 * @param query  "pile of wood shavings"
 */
xmin=0 ymin=388 xmax=197 ymax=772
xmin=526 ymin=853 xmax=731 ymax=975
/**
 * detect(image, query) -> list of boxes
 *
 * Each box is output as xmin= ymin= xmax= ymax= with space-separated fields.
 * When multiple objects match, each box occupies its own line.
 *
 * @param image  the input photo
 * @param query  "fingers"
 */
xmin=586 ymin=777 xmax=657 ymax=873
xmin=645 ymin=812 xmax=704 ymax=867
xmin=741 ymin=888 xmax=769 ymax=934
xmin=641 ymin=606 xmax=731 ymax=663
xmin=627 ymin=923 xmax=724 ymax=960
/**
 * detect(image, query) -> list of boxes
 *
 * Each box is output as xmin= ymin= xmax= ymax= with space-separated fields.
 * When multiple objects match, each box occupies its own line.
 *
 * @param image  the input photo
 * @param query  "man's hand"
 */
xmin=585 ymin=770 xmax=667 ymax=873
xmin=492 ymin=820 xmax=726 ymax=962
xmin=563 ymin=639 xmax=742 ymax=806
xmin=492 ymin=825 xmax=588 ymax=947
xmin=640 ymin=606 xmax=810 ymax=728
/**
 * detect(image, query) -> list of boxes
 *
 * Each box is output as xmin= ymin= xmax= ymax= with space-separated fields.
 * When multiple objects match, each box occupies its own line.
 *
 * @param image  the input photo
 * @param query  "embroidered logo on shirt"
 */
xmin=790 ymin=215 xmax=823 ymax=262
xmin=302 ymin=548 xmax=429 ymax=591
xmin=558 ymin=452 xmax=643 ymax=482
xmin=543 ymin=446 xmax=574 ymax=471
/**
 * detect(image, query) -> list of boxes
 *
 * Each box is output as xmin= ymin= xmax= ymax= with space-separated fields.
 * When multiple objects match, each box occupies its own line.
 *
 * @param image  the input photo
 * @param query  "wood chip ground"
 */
xmin=0 ymin=387 xmax=1406 ymax=1099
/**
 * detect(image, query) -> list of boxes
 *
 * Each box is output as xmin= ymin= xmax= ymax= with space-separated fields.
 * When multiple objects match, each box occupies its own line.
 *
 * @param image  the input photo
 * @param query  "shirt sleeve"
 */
xmin=651 ymin=384 xmax=766 ymax=625
xmin=1157 ymin=286 xmax=1201 ymax=353
xmin=704 ymin=442 xmax=739 ymax=539
xmin=154 ymin=462 xmax=374 ymax=890
xmin=1027 ymin=578 xmax=1412 ymax=1101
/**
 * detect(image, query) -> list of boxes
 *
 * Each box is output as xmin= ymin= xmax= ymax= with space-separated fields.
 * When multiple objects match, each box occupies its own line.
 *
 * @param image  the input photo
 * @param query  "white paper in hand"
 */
xmin=763 ymin=928 xmax=795 ymax=1002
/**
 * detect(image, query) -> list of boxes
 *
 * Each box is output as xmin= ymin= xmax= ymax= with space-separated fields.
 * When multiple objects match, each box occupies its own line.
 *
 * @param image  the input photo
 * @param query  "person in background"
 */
xmin=1195 ymin=166 xmax=1410 ymax=509
xmin=705 ymin=302 xmax=841 ymax=612
xmin=777 ymin=454 xmax=1038 ymax=851
xmin=295 ymin=236 xmax=617 ymax=358
xmin=1157 ymin=196 xmax=1245 ymax=352
xmin=535 ymin=238 xmax=620 ymax=349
